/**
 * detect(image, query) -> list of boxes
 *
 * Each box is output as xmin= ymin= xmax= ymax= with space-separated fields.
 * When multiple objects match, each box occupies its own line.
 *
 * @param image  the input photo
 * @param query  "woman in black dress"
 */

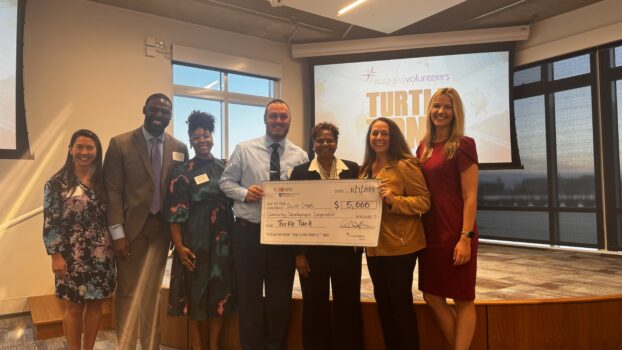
xmin=292 ymin=122 xmax=363 ymax=350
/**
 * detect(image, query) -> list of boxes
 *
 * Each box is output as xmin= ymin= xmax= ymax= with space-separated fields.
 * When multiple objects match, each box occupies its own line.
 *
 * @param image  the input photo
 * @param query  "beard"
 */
xmin=266 ymin=124 xmax=290 ymax=141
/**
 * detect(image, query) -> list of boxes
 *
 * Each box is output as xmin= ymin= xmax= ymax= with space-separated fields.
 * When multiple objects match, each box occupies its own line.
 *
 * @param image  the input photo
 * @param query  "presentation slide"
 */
xmin=0 ymin=0 xmax=17 ymax=150
xmin=314 ymin=51 xmax=511 ymax=164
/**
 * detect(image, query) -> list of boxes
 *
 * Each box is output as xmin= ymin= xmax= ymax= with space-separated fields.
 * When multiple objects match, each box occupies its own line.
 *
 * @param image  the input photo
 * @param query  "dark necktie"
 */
xmin=270 ymin=143 xmax=280 ymax=181
xmin=150 ymin=138 xmax=162 ymax=214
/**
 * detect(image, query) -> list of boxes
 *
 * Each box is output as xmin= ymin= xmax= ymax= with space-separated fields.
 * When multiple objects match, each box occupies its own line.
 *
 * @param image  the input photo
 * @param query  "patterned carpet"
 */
xmin=0 ymin=313 xmax=114 ymax=349
xmin=0 ymin=314 xmax=177 ymax=350
xmin=166 ymin=243 xmax=622 ymax=302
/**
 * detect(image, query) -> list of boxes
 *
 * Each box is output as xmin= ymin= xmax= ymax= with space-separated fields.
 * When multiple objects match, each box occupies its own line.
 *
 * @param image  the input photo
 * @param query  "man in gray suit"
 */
xmin=104 ymin=93 xmax=188 ymax=350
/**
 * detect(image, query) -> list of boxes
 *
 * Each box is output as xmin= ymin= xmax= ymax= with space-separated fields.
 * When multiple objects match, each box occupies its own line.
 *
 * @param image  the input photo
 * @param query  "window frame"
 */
xmin=598 ymin=42 xmax=622 ymax=251
xmin=480 ymin=47 xmax=606 ymax=249
xmin=172 ymin=61 xmax=280 ymax=159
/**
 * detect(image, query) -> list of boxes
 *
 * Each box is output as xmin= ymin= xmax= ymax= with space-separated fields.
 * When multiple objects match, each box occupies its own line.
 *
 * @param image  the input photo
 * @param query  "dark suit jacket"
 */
xmin=103 ymin=127 xmax=188 ymax=241
xmin=290 ymin=158 xmax=361 ymax=252
xmin=290 ymin=159 xmax=360 ymax=181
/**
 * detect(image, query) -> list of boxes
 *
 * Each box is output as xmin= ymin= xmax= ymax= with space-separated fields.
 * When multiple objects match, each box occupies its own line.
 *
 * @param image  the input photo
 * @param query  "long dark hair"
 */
xmin=53 ymin=129 xmax=105 ymax=199
xmin=359 ymin=117 xmax=417 ymax=177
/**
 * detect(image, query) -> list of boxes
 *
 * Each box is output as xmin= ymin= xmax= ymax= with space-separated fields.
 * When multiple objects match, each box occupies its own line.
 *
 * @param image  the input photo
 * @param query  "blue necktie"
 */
xmin=150 ymin=138 xmax=162 ymax=214
xmin=270 ymin=143 xmax=280 ymax=181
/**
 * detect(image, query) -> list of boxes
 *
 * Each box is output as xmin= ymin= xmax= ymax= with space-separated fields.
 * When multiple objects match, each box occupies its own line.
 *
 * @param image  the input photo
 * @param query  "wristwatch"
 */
xmin=461 ymin=230 xmax=475 ymax=238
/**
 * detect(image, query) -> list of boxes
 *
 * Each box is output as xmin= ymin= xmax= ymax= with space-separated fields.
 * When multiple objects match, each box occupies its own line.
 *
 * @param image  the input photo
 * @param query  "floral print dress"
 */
xmin=43 ymin=173 xmax=116 ymax=303
xmin=166 ymin=157 xmax=235 ymax=320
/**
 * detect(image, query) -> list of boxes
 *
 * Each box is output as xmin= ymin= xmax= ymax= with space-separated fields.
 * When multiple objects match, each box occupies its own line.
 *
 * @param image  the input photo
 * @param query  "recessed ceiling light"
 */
xmin=337 ymin=0 xmax=367 ymax=16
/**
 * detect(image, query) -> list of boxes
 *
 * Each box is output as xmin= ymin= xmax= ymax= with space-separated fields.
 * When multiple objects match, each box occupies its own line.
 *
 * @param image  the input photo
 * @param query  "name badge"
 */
xmin=194 ymin=173 xmax=209 ymax=185
xmin=173 ymin=152 xmax=185 ymax=162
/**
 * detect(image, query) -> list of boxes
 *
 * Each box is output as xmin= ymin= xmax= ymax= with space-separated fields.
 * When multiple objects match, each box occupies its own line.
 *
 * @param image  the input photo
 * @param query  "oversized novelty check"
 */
xmin=260 ymin=179 xmax=382 ymax=246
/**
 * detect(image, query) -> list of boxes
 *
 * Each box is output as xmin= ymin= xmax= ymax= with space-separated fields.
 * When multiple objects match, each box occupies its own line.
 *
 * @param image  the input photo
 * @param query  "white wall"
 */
xmin=0 ymin=0 xmax=308 ymax=315
xmin=515 ymin=0 xmax=622 ymax=65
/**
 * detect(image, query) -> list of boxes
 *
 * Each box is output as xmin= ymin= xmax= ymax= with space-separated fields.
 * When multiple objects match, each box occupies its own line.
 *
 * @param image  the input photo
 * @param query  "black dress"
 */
xmin=290 ymin=158 xmax=364 ymax=350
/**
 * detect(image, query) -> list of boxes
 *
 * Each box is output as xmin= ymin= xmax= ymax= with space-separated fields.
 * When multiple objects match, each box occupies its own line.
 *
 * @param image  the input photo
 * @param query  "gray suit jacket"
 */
xmin=103 ymin=127 xmax=188 ymax=241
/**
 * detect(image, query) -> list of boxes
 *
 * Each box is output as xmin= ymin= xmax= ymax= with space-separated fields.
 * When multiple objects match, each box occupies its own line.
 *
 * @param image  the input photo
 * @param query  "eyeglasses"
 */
xmin=146 ymin=106 xmax=172 ymax=117
xmin=190 ymin=133 xmax=212 ymax=141
xmin=370 ymin=130 xmax=390 ymax=138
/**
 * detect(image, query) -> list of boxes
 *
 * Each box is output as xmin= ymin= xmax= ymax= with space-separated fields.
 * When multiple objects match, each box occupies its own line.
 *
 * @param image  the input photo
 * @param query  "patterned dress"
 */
xmin=166 ymin=157 xmax=236 ymax=320
xmin=43 ymin=173 xmax=116 ymax=303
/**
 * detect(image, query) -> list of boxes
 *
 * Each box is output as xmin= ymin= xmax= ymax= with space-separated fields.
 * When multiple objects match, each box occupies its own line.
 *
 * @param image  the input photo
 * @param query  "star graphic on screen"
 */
xmin=467 ymin=88 xmax=489 ymax=117
xmin=362 ymin=67 xmax=376 ymax=81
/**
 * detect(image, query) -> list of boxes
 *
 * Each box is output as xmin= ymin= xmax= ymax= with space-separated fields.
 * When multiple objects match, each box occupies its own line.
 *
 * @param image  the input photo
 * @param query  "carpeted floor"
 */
xmin=165 ymin=242 xmax=622 ymax=301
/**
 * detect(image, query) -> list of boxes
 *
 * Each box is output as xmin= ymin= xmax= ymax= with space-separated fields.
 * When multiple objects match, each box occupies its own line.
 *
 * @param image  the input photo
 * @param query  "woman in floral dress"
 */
xmin=43 ymin=129 xmax=115 ymax=350
xmin=166 ymin=111 xmax=235 ymax=350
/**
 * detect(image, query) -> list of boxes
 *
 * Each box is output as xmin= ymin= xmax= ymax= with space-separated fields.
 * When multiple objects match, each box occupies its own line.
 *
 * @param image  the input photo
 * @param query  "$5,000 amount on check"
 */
xmin=260 ymin=179 xmax=382 ymax=246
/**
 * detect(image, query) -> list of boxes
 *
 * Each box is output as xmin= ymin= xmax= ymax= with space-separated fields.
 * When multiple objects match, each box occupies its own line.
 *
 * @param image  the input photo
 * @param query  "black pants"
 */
xmin=232 ymin=219 xmax=295 ymax=350
xmin=300 ymin=247 xmax=363 ymax=350
xmin=367 ymin=252 xmax=420 ymax=350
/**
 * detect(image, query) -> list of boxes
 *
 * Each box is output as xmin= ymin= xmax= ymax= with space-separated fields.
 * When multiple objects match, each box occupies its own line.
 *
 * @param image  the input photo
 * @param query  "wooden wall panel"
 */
xmin=159 ymin=289 xmax=188 ymax=349
xmin=416 ymin=303 xmax=488 ymax=350
xmin=158 ymin=289 xmax=622 ymax=350
xmin=487 ymin=298 xmax=622 ymax=350
xmin=196 ymin=312 xmax=242 ymax=350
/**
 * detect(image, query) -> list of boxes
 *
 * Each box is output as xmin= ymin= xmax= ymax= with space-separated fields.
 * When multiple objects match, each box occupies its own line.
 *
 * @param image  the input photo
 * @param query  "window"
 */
xmin=478 ymin=96 xmax=550 ymax=243
xmin=229 ymin=73 xmax=272 ymax=96
xmin=513 ymin=66 xmax=541 ymax=86
xmin=554 ymin=87 xmax=597 ymax=245
xmin=479 ymin=49 xmax=603 ymax=248
xmin=600 ymin=43 xmax=622 ymax=251
xmin=552 ymin=54 xmax=590 ymax=80
xmin=616 ymin=79 xmax=622 ymax=248
xmin=173 ymin=96 xmax=222 ymax=159
xmin=173 ymin=65 xmax=221 ymax=90
xmin=615 ymin=46 xmax=622 ymax=68
xmin=227 ymin=104 xmax=266 ymax=153
xmin=172 ymin=63 xmax=278 ymax=159
xmin=479 ymin=43 xmax=622 ymax=251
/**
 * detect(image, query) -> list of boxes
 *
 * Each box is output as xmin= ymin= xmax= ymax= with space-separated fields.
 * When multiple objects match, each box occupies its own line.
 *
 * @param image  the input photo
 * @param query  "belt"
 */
xmin=236 ymin=217 xmax=260 ymax=226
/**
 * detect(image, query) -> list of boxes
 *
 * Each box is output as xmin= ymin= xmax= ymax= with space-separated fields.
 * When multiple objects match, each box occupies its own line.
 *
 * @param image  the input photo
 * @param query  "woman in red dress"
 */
xmin=417 ymin=88 xmax=479 ymax=350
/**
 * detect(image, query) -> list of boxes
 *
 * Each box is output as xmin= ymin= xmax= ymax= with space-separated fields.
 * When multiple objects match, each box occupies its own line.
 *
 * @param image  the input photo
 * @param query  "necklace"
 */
xmin=318 ymin=158 xmax=337 ymax=179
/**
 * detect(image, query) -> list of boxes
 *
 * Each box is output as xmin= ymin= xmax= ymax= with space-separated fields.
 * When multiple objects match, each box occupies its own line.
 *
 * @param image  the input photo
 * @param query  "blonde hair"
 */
xmin=420 ymin=87 xmax=465 ymax=162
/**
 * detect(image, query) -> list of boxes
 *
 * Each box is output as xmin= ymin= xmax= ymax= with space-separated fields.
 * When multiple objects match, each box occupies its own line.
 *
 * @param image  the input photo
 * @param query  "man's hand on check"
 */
xmin=245 ymin=185 xmax=264 ymax=202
